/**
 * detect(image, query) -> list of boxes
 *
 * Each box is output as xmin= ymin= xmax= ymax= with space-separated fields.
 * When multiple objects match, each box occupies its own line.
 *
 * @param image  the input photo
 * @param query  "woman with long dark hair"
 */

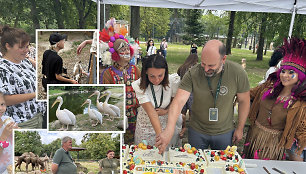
xmin=132 ymin=54 xmax=181 ymax=146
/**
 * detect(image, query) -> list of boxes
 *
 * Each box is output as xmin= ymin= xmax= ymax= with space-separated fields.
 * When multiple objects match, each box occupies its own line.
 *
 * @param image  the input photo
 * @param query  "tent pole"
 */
xmin=104 ymin=3 xmax=106 ymax=28
xmin=97 ymin=0 xmax=100 ymax=30
xmin=288 ymin=4 xmax=297 ymax=37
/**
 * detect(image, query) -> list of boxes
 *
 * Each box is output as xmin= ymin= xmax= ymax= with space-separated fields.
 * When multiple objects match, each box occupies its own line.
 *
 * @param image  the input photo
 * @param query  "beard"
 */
xmin=204 ymin=63 xmax=223 ymax=77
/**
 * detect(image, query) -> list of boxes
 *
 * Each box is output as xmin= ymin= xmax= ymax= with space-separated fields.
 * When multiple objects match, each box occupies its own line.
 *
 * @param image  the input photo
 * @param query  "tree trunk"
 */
xmin=100 ymin=4 xmax=110 ymax=28
xmin=232 ymin=37 xmax=237 ymax=48
xmin=74 ymin=0 xmax=93 ymax=29
xmin=29 ymin=0 xmax=40 ymax=30
xmin=226 ymin=11 xmax=236 ymax=55
xmin=256 ymin=13 xmax=267 ymax=61
xmin=130 ymin=6 xmax=140 ymax=39
xmin=264 ymin=40 xmax=269 ymax=55
xmin=252 ymin=32 xmax=256 ymax=54
xmin=53 ymin=0 xmax=65 ymax=29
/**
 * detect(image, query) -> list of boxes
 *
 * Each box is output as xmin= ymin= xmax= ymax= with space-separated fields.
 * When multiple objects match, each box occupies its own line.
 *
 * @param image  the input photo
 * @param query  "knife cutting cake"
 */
xmin=123 ymin=141 xmax=246 ymax=174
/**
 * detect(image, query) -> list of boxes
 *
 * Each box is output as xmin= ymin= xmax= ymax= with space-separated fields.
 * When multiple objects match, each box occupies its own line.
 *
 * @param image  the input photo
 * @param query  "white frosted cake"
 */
xmin=122 ymin=144 xmax=130 ymax=162
xmin=203 ymin=146 xmax=245 ymax=171
xmin=129 ymin=144 xmax=166 ymax=162
xmin=122 ymin=143 xmax=244 ymax=174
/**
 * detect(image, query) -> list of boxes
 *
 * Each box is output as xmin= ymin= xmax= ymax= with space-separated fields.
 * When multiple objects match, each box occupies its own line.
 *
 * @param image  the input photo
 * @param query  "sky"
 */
xmin=16 ymin=130 xmax=119 ymax=145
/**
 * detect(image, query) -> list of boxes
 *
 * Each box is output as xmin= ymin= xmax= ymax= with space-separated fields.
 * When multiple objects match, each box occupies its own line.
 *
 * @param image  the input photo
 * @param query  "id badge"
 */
xmin=209 ymin=108 xmax=218 ymax=121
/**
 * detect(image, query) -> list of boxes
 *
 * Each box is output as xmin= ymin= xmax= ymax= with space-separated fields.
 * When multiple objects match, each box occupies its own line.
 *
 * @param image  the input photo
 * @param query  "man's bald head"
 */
xmin=202 ymin=40 xmax=226 ymax=59
xmin=200 ymin=40 xmax=226 ymax=77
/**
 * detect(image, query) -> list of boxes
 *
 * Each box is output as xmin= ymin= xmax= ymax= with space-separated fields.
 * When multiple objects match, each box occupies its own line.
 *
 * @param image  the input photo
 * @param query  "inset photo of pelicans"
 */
xmin=48 ymin=84 xmax=125 ymax=132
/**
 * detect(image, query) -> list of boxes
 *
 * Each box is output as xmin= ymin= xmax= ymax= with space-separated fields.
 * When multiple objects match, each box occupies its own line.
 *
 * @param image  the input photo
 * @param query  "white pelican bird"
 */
xmin=81 ymin=99 xmax=103 ymax=126
xmin=88 ymin=90 xmax=104 ymax=113
xmin=99 ymin=90 xmax=120 ymax=119
xmin=88 ymin=90 xmax=120 ymax=119
xmin=51 ymin=96 xmax=76 ymax=130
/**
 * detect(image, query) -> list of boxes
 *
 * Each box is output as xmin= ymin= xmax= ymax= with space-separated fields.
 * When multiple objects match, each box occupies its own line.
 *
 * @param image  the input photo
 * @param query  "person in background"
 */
xmin=51 ymin=136 xmax=77 ymax=174
xmin=157 ymin=40 xmax=250 ymax=153
xmin=0 ymin=26 xmax=46 ymax=128
xmin=99 ymin=150 xmax=119 ymax=174
xmin=259 ymin=49 xmax=283 ymax=85
xmin=132 ymin=54 xmax=181 ymax=147
xmin=160 ymin=38 xmax=168 ymax=59
xmin=146 ymin=39 xmax=156 ymax=56
xmin=243 ymin=38 xmax=305 ymax=161
xmin=190 ymin=43 xmax=197 ymax=54
xmin=42 ymin=33 xmax=78 ymax=91
xmin=176 ymin=53 xmax=199 ymax=139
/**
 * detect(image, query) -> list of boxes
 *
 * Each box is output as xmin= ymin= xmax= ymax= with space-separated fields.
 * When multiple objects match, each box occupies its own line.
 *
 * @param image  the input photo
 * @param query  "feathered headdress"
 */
xmin=99 ymin=18 xmax=134 ymax=62
xmin=262 ymin=38 xmax=306 ymax=108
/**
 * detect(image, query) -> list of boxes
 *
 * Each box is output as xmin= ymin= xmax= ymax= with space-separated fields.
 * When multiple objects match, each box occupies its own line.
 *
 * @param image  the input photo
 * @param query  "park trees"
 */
xmin=140 ymin=7 xmax=171 ymax=40
xmin=15 ymin=131 xmax=43 ymax=156
xmin=79 ymin=133 xmax=119 ymax=159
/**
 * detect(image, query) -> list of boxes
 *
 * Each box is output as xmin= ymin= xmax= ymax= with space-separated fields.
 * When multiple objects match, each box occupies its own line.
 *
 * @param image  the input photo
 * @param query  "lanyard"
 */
xmin=150 ymin=83 xmax=163 ymax=108
xmin=205 ymin=70 xmax=223 ymax=108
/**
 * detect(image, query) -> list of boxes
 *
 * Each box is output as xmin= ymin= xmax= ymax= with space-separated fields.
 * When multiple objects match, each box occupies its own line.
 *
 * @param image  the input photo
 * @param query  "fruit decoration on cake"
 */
xmin=122 ymin=141 xmax=245 ymax=174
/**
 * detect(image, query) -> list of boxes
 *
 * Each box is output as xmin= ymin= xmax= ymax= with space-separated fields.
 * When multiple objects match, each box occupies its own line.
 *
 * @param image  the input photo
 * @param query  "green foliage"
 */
xmin=110 ymin=5 xmax=130 ymax=21
xmin=183 ymin=9 xmax=204 ymax=45
xmin=79 ymin=133 xmax=119 ymax=160
xmin=201 ymin=11 xmax=228 ymax=39
xmin=140 ymin=7 xmax=171 ymax=39
xmin=15 ymin=131 xmax=43 ymax=156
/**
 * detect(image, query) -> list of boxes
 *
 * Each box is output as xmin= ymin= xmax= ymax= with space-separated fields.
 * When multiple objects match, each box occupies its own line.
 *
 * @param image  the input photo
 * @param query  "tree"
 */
xmin=130 ymin=6 xmax=140 ymax=39
xmin=256 ymin=13 xmax=268 ymax=61
xmin=79 ymin=133 xmax=118 ymax=159
xmin=140 ymin=7 xmax=170 ymax=40
xmin=52 ymin=0 xmax=65 ymax=28
xmin=184 ymin=9 xmax=204 ymax=45
xmin=73 ymin=0 xmax=94 ymax=29
xmin=226 ymin=11 xmax=236 ymax=55
xmin=15 ymin=131 xmax=43 ymax=156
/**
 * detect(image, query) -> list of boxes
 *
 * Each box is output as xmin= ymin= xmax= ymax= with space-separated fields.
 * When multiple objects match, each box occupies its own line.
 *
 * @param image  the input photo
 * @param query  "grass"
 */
xmin=14 ymin=160 xmax=100 ymax=174
xmin=139 ymin=43 xmax=273 ymax=88
xmin=48 ymin=89 xmax=65 ymax=96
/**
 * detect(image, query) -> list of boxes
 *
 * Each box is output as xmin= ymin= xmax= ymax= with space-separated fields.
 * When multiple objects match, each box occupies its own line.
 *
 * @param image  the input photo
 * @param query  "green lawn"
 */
xmin=139 ymin=43 xmax=272 ymax=88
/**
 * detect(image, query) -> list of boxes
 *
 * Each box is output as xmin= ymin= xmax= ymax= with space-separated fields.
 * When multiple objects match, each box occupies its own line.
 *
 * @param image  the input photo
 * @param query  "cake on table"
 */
xmin=122 ymin=141 xmax=246 ymax=174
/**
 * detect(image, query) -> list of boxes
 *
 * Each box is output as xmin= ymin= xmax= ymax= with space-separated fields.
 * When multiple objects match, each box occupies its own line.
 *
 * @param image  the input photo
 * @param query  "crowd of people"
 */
xmin=0 ymin=20 xmax=305 ymax=174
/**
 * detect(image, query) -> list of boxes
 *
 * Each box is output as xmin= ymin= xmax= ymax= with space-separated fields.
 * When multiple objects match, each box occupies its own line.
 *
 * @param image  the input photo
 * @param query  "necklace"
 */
xmin=267 ymin=95 xmax=293 ymax=126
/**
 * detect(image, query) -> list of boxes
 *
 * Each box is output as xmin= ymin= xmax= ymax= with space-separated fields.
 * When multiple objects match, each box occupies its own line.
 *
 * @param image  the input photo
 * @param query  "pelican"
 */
xmin=88 ymin=90 xmax=104 ymax=113
xmin=99 ymin=90 xmax=121 ymax=119
xmin=81 ymin=99 xmax=103 ymax=126
xmin=51 ymin=96 xmax=76 ymax=131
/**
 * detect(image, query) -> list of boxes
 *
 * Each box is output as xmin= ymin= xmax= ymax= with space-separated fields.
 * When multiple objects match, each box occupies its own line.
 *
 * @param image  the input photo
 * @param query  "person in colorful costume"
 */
xmin=244 ymin=38 xmax=306 ymax=161
xmin=99 ymin=22 xmax=140 ymax=145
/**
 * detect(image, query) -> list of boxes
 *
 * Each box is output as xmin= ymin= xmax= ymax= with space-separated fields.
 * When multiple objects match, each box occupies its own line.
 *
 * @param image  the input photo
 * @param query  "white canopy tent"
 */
xmin=95 ymin=0 xmax=306 ymax=37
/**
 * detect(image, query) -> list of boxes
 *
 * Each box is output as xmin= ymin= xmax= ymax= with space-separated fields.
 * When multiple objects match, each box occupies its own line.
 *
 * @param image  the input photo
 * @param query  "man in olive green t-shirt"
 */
xmin=157 ymin=40 xmax=250 ymax=153
xmin=51 ymin=136 xmax=77 ymax=174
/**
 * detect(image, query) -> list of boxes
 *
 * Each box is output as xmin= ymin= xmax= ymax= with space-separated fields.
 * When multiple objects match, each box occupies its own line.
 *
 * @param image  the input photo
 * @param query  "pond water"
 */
xmin=49 ymin=91 xmax=121 ymax=122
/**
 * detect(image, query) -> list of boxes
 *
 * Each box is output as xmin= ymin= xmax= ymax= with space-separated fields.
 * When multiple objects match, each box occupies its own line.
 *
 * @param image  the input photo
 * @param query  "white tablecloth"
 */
xmin=244 ymin=159 xmax=306 ymax=174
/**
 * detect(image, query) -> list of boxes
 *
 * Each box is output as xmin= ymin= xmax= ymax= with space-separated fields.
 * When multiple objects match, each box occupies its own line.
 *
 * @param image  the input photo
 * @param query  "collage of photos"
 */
xmin=1 ymin=1 xmax=306 ymax=174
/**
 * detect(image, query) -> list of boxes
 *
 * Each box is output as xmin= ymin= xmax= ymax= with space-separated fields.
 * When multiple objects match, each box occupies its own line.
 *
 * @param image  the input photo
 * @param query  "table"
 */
xmin=244 ymin=159 xmax=306 ymax=174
